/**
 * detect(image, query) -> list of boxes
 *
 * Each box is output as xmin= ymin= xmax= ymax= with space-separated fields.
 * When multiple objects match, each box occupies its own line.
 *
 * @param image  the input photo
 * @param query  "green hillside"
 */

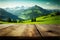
xmin=0 ymin=5 xmax=60 ymax=24
xmin=23 ymin=11 xmax=60 ymax=24
xmin=18 ymin=5 xmax=50 ymax=20
xmin=0 ymin=15 xmax=60 ymax=24
xmin=22 ymin=15 xmax=60 ymax=24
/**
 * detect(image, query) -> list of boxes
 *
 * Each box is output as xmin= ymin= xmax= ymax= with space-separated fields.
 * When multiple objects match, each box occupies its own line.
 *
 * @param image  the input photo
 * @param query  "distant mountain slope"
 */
xmin=0 ymin=8 xmax=20 ymax=21
xmin=4 ymin=6 xmax=26 ymax=16
xmin=19 ymin=5 xmax=51 ymax=20
xmin=3 ymin=5 xmax=60 ymax=20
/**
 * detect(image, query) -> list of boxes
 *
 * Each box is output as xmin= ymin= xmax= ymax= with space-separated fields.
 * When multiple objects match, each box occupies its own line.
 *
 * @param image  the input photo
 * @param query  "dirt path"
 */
xmin=0 ymin=24 xmax=60 ymax=37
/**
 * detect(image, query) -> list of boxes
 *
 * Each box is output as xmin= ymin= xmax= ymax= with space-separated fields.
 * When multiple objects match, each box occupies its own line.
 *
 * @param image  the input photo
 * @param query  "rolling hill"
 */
xmin=18 ymin=5 xmax=51 ymax=20
xmin=1 ymin=5 xmax=60 ymax=23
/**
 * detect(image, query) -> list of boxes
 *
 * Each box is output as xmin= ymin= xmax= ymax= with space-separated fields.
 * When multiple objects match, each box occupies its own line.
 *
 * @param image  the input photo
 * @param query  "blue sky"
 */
xmin=0 ymin=0 xmax=60 ymax=9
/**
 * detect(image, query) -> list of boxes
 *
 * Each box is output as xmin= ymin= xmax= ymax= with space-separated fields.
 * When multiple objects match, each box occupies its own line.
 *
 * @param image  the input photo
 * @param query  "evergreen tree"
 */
xmin=0 ymin=18 xmax=2 ymax=21
xmin=31 ymin=7 xmax=36 ymax=22
xmin=7 ymin=17 xmax=11 ymax=22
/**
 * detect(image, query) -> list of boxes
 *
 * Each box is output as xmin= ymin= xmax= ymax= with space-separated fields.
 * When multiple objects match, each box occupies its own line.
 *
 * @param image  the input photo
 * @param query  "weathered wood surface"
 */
xmin=0 ymin=24 xmax=60 ymax=37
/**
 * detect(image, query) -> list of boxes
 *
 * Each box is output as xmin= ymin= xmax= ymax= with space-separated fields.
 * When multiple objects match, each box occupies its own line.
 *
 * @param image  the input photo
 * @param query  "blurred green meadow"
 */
xmin=0 ymin=15 xmax=60 ymax=24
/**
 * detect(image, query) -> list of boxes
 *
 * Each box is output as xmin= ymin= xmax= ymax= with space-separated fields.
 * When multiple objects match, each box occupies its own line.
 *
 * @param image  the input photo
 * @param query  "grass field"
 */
xmin=0 ymin=16 xmax=60 ymax=24
xmin=22 ymin=15 xmax=60 ymax=24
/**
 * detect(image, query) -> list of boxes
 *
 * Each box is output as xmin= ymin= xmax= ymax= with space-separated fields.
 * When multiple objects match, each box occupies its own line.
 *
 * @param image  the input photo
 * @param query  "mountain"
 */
xmin=0 ymin=8 xmax=20 ymax=21
xmin=18 ymin=5 xmax=51 ymax=20
xmin=3 ymin=5 xmax=59 ymax=20
xmin=4 ymin=6 xmax=27 ymax=16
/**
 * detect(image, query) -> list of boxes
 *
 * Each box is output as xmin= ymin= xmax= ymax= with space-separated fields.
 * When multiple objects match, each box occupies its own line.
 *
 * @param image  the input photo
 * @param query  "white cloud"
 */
xmin=0 ymin=2 xmax=36 ymax=8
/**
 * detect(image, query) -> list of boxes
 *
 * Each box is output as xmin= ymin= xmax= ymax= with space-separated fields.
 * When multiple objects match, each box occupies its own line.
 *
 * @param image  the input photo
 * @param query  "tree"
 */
xmin=31 ymin=10 xmax=36 ymax=22
xmin=7 ymin=17 xmax=11 ymax=22
xmin=50 ymin=11 xmax=60 ymax=17
xmin=31 ymin=18 xmax=36 ymax=22
xmin=55 ymin=11 xmax=60 ymax=15
xmin=0 ymin=18 xmax=2 ymax=21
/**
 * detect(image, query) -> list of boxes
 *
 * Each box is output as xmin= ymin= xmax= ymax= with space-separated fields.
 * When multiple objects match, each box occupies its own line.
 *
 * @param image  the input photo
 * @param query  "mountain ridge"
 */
xmin=0 ymin=5 xmax=60 ymax=21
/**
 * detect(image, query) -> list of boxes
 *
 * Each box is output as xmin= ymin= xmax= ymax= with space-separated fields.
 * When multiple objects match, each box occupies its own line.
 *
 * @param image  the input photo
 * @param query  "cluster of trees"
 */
xmin=48 ymin=11 xmax=60 ymax=17
xmin=8 ymin=18 xmax=21 ymax=23
xmin=0 ymin=17 xmax=21 ymax=23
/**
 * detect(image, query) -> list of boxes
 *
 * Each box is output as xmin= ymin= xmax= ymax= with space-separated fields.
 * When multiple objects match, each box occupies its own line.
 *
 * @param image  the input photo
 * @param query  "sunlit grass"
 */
xmin=0 ymin=16 xmax=60 ymax=24
xmin=22 ymin=15 xmax=60 ymax=24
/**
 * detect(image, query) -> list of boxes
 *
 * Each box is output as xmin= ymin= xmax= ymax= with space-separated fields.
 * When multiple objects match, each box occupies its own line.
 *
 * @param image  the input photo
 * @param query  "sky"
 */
xmin=0 ymin=0 xmax=60 ymax=9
